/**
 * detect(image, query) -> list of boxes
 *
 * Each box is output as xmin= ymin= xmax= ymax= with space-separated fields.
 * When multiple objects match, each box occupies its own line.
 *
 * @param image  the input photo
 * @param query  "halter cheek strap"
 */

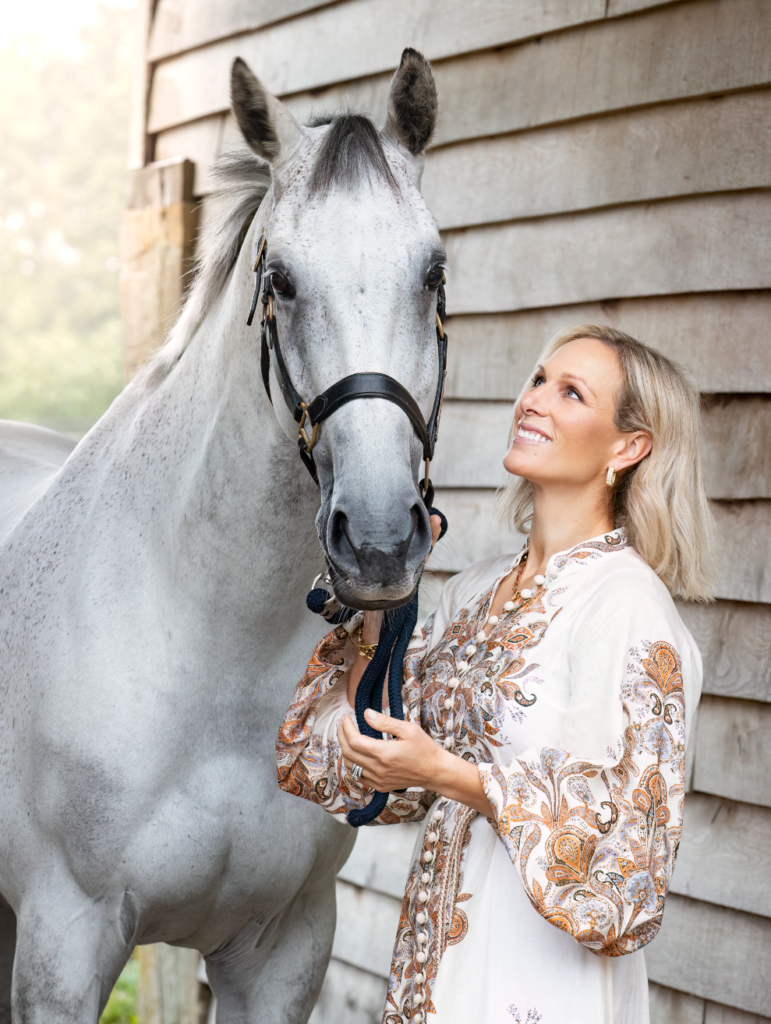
xmin=247 ymin=230 xmax=448 ymax=503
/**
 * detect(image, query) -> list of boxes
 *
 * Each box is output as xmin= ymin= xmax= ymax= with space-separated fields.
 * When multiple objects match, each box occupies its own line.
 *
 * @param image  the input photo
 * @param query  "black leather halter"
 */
xmin=247 ymin=231 xmax=448 ymax=505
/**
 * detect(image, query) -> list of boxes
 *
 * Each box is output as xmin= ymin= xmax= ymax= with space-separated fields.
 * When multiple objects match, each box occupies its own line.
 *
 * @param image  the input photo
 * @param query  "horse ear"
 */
xmin=230 ymin=58 xmax=301 ymax=164
xmin=384 ymin=48 xmax=438 ymax=155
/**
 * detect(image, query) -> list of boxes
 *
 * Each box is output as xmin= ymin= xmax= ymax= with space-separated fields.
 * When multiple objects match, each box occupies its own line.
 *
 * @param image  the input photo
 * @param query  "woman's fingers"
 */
xmin=429 ymin=514 xmax=442 ymax=548
xmin=363 ymin=708 xmax=409 ymax=738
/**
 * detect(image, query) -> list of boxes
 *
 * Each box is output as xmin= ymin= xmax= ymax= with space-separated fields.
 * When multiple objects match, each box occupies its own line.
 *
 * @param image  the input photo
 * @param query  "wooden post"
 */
xmin=136 ymin=944 xmax=209 ymax=1024
xmin=119 ymin=158 xmax=199 ymax=380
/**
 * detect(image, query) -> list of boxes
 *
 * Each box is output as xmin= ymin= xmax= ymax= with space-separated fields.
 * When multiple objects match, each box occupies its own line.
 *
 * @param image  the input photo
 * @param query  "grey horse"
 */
xmin=0 ymin=48 xmax=445 ymax=1023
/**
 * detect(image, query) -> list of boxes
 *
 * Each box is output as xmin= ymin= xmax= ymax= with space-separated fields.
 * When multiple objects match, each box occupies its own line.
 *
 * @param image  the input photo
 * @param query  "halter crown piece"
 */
xmin=247 ymin=230 xmax=449 ymax=826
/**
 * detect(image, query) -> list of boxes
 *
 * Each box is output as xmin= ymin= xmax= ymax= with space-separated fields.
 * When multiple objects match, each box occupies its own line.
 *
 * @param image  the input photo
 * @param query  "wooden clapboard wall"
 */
xmin=126 ymin=0 xmax=771 ymax=1020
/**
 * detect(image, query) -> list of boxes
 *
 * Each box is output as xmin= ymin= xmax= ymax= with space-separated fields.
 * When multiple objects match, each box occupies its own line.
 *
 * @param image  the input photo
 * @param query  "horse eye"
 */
xmin=424 ymin=264 xmax=445 ymax=290
xmin=271 ymin=272 xmax=294 ymax=298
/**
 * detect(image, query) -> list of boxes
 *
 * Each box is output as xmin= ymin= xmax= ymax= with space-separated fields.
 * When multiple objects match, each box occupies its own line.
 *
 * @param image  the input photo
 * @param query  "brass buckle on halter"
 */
xmin=298 ymin=402 xmax=319 ymax=453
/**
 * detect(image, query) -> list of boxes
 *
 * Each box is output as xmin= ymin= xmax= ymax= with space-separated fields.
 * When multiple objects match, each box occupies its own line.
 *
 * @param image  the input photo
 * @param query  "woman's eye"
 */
xmin=271 ymin=272 xmax=294 ymax=297
xmin=566 ymin=385 xmax=582 ymax=401
xmin=531 ymin=374 xmax=545 ymax=387
xmin=424 ymin=264 xmax=445 ymax=289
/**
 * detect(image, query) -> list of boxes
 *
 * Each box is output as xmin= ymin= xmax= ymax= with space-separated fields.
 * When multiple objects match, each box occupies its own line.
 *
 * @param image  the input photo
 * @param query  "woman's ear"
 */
xmin=613 ymin=431 xmax=653 ymax=474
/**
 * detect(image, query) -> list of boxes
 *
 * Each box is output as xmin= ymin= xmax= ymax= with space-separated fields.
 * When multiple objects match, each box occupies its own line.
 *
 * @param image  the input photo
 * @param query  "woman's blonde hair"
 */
xmin=498 ymin=323 xmax=717 ymax=602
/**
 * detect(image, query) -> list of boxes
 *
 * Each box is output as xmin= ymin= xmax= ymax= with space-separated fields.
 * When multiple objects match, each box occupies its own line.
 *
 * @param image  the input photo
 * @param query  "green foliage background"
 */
xmin=0 ymin=2 xmax=131 ymax=434
xmin=1 ymin=6 xmax=140 ymax=1017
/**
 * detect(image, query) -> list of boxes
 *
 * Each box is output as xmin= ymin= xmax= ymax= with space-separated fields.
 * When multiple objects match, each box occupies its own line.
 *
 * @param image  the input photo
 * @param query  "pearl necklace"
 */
xmin=474 ymin=553 xmax=547 ymax=642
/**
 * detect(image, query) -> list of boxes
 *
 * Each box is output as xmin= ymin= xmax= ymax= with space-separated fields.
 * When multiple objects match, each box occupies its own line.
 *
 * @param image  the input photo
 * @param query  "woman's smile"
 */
xmin=515 ymin=422 xmax=552 ymax=444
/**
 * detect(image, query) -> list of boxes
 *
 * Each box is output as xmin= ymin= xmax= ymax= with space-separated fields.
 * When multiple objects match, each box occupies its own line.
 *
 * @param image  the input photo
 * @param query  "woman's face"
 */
xmin=503 ymin=337 xmax=642 ymax=488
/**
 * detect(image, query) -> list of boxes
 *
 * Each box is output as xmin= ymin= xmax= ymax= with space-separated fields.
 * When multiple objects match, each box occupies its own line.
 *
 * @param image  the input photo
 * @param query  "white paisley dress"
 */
xmin=276 ymin=530 xmax=702 ymax=1024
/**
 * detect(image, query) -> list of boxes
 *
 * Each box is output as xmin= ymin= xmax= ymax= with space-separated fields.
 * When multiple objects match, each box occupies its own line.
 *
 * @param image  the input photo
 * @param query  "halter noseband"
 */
xmin=247 ymin=230 xmax=448 ymax=506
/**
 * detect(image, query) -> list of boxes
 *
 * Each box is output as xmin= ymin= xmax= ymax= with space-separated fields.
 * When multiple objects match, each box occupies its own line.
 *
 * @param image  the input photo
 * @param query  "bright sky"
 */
xmin=0 ymin=0 xmax=136 ymax=58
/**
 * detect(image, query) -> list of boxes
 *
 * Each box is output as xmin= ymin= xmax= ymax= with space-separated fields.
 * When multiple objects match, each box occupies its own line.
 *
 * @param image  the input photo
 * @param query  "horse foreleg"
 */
xmin=0 ymin=904 xmax=16 ymax=1024
xmin=11 ymin=884 xmax=131 ymax=1024
xmin=205 ymin=877 xmax=337 ymax=1024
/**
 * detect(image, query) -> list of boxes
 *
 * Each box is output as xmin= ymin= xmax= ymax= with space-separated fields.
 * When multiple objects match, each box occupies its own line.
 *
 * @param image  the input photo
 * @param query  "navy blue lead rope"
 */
xmin=306 ymin=508 xmax=448 ymax=826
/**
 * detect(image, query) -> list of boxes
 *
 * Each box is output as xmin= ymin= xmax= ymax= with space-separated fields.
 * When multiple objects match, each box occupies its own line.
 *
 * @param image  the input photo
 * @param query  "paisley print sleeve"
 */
xmin=479 ymin=628 xmax=687 ymax=956
xmin=275 ymin=619 xmax=435 ymax=825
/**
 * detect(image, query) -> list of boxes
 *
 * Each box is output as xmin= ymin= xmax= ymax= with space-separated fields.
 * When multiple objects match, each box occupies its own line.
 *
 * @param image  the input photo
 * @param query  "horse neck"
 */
xmin=78 ymin=261 xmax=323 ymax=636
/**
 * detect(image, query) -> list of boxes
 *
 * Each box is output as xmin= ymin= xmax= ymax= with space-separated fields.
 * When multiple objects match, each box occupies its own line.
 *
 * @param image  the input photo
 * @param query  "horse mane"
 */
xmin=141 ymin=150 xmax=271 ymax=385
xmin=141 ymin=112 xmax=394 ymax=386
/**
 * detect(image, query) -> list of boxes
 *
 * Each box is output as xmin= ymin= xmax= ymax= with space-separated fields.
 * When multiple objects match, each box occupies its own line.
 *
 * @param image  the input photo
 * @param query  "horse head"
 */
xmin=231 ymin=49 xmax=445 ymax=610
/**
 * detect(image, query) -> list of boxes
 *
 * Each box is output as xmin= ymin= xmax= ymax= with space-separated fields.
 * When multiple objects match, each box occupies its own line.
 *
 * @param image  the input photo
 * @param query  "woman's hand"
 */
xmin=338 ymin=708 xmax=495 ymax=817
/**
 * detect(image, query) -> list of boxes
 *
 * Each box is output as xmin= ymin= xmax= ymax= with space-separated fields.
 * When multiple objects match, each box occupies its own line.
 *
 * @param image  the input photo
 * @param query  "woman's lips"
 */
xmin=515 ymin=424 xmax=552 ymax=444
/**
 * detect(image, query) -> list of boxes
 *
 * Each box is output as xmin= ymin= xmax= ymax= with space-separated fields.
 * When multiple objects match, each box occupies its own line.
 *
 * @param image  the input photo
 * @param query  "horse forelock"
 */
xmin=307 ymin=112 xmax=398 ymax=196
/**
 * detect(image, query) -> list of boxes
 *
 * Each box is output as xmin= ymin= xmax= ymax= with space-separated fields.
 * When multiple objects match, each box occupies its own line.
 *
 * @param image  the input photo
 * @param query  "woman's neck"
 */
xmin=524 ymin=483 xmax=613 ymax=578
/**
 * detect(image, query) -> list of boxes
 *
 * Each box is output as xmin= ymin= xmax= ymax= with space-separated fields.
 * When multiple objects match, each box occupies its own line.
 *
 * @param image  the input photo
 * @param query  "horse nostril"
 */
xmin=329 ymin=508 xmax=356 ymax=567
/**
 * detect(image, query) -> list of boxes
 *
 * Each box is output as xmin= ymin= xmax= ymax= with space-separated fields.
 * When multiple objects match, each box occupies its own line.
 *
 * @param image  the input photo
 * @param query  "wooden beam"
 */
xmin=645 ymin=893 xmax=771 ymax=1016
xmin=442 ymin=193 xmax=771 ymax=316
xmin=422 ymin=91 xmax=771 ymax=230
xmin=693 ymin=696 xmax=771 ymax=807
xmin=442 ymin=294 xmax=771 ymax=400
xmin=146 ymin=0 xmax=771 ymax=141
xmin=677 ymin=600 xmax=771 ymax=703
xmin=673 ymin=794 xmax=771 ymax=917
xmin=119 ymin=160 xmax=199 ymax=378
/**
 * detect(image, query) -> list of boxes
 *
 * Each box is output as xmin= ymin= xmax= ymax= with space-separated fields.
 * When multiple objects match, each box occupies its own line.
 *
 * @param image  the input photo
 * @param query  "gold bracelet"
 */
xmin=350 ymin=622 xmax=377 ymax=661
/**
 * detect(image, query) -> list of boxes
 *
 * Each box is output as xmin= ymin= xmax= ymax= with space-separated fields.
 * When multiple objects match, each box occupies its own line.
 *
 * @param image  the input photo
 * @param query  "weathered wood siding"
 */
xmin=127 ymin=1 xmax=771 ymax=1020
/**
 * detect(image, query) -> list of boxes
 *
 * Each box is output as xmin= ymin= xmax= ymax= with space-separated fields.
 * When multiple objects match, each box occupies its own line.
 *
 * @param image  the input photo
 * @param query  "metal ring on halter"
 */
xmin=350 ymin=762 xmax=364 ymax=782
xmin=298 ymin=402 xmax=320 ymax=453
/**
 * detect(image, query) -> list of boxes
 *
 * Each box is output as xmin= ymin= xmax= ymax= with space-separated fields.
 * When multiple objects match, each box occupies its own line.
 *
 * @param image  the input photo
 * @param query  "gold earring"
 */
xmin=606 ymin=467 xmax=617 ymax=487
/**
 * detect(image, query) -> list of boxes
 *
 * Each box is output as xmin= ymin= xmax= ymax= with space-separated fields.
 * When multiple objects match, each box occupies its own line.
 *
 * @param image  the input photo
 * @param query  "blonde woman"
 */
xmin=276 ymin=325 xmax=715 ymax=1024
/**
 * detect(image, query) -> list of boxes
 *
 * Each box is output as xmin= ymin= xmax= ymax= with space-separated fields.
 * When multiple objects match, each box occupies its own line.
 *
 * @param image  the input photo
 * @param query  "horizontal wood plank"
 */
xmin=427 ymin=489 xmax=524 ymax=574
xmin=672 ymin=793 xmax=771 ymax=917
xmin=148 ymin=0 xmax=675 ymax=65
xmin=693 ymin=695 xmax=771 ymax=807
xmin=443 ymin=293 xmax=771 ymax=399
xmin=339 ymin=823 xmax=419 ymax=900
xmin=649 ymin=982 xmax=705 ymax=1024
xmin=649 ymin=985 xmax=771 ymax=1024
xmin=153 ymin=116 xmax=226 ymax=196
xmin=711 ymin=502 xmax=771 ymax=604
xmin=705 ymin=1003 xmax=771 ymax=1023
xmin=310 ymin=956 xmax=387 ymax=1024
xmin=702 ymin=396 xmax=771 ymax=500
xmin=677 ymin=600 xmax=771 ymax=703
xmin=147 ymin=0 xmax=609 ymax=132
xmin=423 ymin=91 xmax=771 ymax=230
xmin=432 ymin=490 xmax=771 ymax=603
xmin=432 ymin=397 xmax=771 ymax=500
xmin=443 ymin=193 xmax=771 ymax=316
xmin=645 ymin=893 xmax=771 ymax=1016
xmin=148 ymin=0 xmax=337 ymax=63
xmin=332 ymin=879 xmax=401 ymax=978
xmin=146 ymin=0 xmax=771 ymax=140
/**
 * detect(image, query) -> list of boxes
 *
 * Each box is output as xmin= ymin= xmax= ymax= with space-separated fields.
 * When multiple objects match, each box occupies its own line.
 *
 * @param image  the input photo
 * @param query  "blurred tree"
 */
xmin=0 ymin=1 xmax=132 ymax=434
